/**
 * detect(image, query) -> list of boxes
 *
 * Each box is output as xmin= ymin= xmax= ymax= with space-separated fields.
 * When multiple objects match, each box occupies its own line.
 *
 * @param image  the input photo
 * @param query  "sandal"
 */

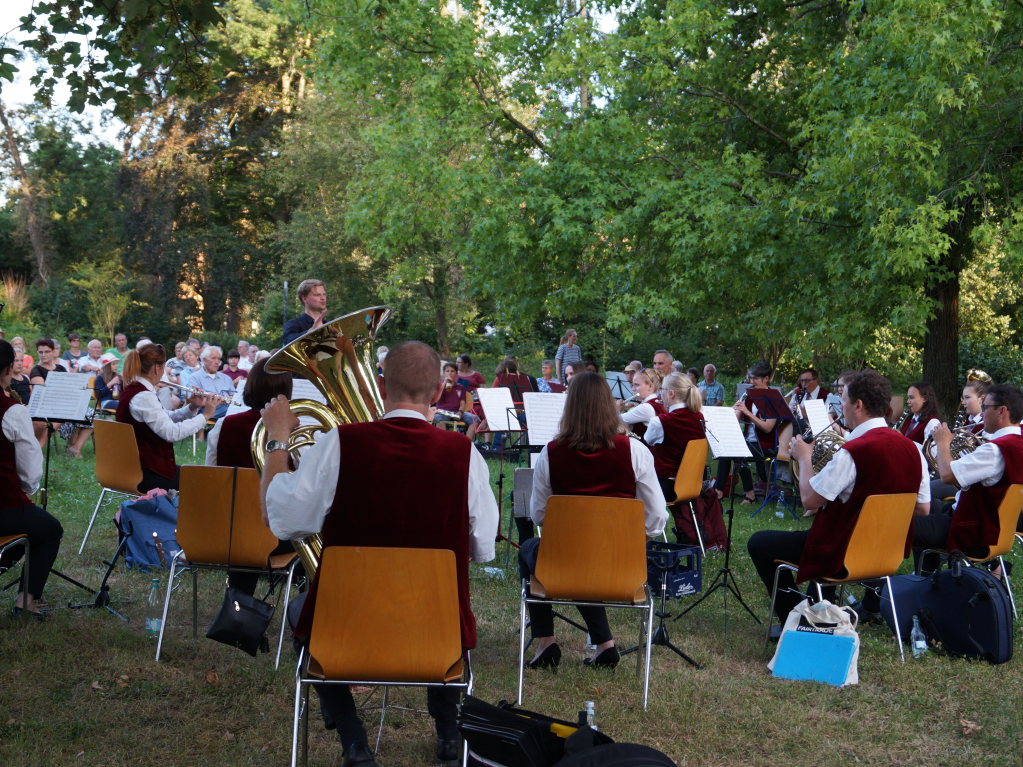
xmin=739 ymin=493 xmax=756 ymax=505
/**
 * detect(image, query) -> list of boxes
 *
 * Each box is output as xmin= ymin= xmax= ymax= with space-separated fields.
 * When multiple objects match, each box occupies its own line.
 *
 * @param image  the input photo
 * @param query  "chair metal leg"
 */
xmin=689 ymin=500 xmax=705 ymax=555
xmin=884 ymin=576 xmax=905 ymax=662
xmin=374 ymin=687 xmax=389 ymax=755
xmin=997 ymin=556 xmax=1017 ymax=618
xmin=78 ymin=488 xmax=109 ymax=555
xmin=276 ymin=560 xmax=298 ymax=670
xmin=517 ymin=580 xmax=527 ymax=705
xmin=191 ymin=568 xmax=199 ymax=638
xmin=156 ymin=552 xmax=183 ymax=661
xmin=764 ymin=563 xmax=798 ymax=647
xmin=291 ymin=652 xmax=306 ymax=767
xmin=641 ymin=595 xmax=654 ymax=710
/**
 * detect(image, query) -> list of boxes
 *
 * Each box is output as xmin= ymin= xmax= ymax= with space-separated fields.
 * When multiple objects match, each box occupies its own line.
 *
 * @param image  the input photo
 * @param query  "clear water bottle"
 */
xmin=583 ymin=701 xmax=597 ymax=731
xmin=911 ymin=615 xmax=928 ymax=658
xmin=145 ymin=578 xmax=163 ymax=638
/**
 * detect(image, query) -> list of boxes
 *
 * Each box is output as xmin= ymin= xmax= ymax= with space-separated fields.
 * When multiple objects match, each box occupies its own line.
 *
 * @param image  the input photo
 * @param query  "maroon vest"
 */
xmin=295 ymin=418 xmax=476 ymax=647
xmin=798 ymin=427 xmax=922 ymax=583
xmin=629 ymin=397 xmax=665 ymax=440
xmin=547 ymin=435 xmax=636 ymax=498
xmin=0 ymin=394 xmax=31 ymax=508
xmin=900 ymin=416 xmax=927 ymax=444
xmin=215 ymin=409 xmax=260 ymax=469
xmin=946 ymin=433 xmax=1023 ymax=553
xmin=649 ymin=407 xmax=706 ymax=479
xmin=116 ymin=382 xmax=178 ymax=481
xmin=744 ymin=389 xmax=781 ymax=450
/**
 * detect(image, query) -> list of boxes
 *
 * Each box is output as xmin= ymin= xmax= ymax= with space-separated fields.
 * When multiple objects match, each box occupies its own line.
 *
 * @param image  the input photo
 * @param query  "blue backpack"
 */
xmin=118 ymin=494 xmax=181 ymax=571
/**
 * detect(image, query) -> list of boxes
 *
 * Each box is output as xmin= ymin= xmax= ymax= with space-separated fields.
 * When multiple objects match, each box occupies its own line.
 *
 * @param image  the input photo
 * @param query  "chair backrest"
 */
xmin=93 ymin=420 xmax=143 ymax=493
xmin=841 ymin=493 xmax=917 ymax=580
xmin=177 ymin=465 xmax=278 ymax=567
xmin=672 ymin=439 xmax=708 ymax=503
xmin=989 ymin=483 xmax=1023 ymax=558
xmin=310 ymin=546 xmax=463 ymax=682
xmin=464 ymin=390 xmax=473 ymax=412
xmin=534 ymin=495 xmax=648 ymax=602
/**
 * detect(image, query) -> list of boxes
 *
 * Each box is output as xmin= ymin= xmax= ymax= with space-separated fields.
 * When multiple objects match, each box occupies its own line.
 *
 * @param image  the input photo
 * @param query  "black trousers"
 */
xmin=138 ymin=466 xmax=180 ymax=494
xmin=716 ymin=443 xmax=771 ymax=496
xmin=0 ymin=503 xmax=63 ymax=598
xmin=287 ymin=594 xmax=460 ymax=748
xmin=517 ymin=537 xmax=612 ymax=644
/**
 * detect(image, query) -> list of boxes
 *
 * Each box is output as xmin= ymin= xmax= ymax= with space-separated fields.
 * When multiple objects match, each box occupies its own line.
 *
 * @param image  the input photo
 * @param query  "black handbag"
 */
xmin=206 ymin=586 xmax=275 ymax=657
xmin=204 ymin=467 xmax=276 ymax=656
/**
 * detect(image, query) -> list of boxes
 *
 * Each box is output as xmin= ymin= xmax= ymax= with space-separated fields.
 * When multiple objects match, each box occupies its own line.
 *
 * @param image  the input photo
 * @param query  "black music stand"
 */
xmin=742 ymin=388 xmax=799 ymax=520
xmin=605 ymin=372 xmax=633 ymax=401
xmin=475 ymin=403 xmax=529 ymax=569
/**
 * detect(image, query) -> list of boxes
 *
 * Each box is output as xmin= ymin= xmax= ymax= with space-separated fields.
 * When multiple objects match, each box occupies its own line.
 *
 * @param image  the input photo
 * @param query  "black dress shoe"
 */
xmin=583 ymin=646 xmax=620 ymax=669
xmin=436 ymin=737 xmax=461 ymax=766
xmin=526 ymin=642 xmax=561 ymax=671
xmin=341 ymin=742 xmax=379 ymax=767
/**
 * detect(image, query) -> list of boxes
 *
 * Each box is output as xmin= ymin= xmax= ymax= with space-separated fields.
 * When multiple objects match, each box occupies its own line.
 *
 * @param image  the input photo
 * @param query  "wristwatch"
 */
xmin=265 ymin=439 xmax=289 ymax=453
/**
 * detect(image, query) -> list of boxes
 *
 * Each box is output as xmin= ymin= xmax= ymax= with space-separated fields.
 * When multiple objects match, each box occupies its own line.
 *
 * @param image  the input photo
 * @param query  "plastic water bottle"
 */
xmin=584 ymin=701 xmax=597 ymax=731
xmin=145 ymin=578 xmax=163 ymax=638
xmin=911 ymin=615 xmax=928 ymax=658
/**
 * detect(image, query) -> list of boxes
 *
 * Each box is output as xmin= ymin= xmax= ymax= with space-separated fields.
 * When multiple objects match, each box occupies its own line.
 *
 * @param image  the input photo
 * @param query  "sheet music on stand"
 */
xmin=701 ymin=406 xmax=753 ymax=459
xmin=28 ymin=372 xmax=93 ymax=423
xmin=522 ymin=392 xmax=566 ymax=446
xmin=802 ymin=398 xmax=832 ymax=436
xmin=477 ymin=387 xmax=523 ymax=432
xmin=225 ymin=377 xmax=248 ymax=416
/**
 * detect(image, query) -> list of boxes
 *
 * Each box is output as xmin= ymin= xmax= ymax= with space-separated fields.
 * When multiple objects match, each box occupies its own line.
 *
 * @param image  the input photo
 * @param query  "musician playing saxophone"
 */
xmin=913 ymin=384 xmax=1023 ymax=573
xmin=260 ymin=341 xmax=499 ymax=767
xmin=747 ymin=371 xmax=930 ymax=626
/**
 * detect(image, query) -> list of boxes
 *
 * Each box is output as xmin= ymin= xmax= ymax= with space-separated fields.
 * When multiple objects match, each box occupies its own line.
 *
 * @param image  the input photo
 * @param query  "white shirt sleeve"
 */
xmin=205 ymin=417 xmax=224 ymax=467
xmin=3 ymin=403 xmax=42 ymax=495
xmin=644 ymin=416 xmax=665 ymax=446
xmin=265 ymin=427 xmax=339 ymax=540
xmin=809 ymin=448 xmax=856 ymax=502
xmin=621 ymin=402 xmax=654 ymax=426
xmin=128 ymin=386 xmax=207 ymax=442
xmin=923 ymin=418 xmax=940 ymax=441
xmin=467 ymin=446 xmax=498 ymax=563
xmin=631 ymin=439 xmax=668 ymax=537
xmin=529 ymin=446 xmax=552 ymax=526
xmin=952 ymin=441 xmax=1004 ymax=489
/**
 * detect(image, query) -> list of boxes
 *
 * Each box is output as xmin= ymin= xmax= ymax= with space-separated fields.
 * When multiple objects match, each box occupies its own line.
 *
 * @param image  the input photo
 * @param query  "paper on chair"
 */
xmin=802 ymin=398 xmax=831 ymax=437
xmin=478 ymin=387 xmax=523 ymax=431
xmin=701 ymin=406 xmax=753 ymax=459
xmin=27 ymin=372 xmax=94 ymax=422
xmin=522 ymin=392 xmax=566 ymax=446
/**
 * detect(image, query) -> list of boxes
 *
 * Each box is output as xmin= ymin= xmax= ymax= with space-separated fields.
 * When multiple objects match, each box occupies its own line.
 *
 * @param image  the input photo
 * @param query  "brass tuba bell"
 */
xmin=251 ymin=306 xmax=391 ymax=574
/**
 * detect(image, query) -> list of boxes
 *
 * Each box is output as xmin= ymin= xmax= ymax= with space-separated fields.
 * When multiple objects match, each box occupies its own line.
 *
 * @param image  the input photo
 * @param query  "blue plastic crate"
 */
xmin=646 ymin=542 xmax=702 ymax=598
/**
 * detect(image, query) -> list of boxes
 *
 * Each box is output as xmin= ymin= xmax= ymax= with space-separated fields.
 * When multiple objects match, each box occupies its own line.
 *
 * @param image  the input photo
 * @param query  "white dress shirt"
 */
xmin=78 ymin=354 xmax=104 ymax=376
xmin=529 ymin=438 xmax=669 ymax=538
xmin=951 ymin=425 xmax=1020 ymax=490
xmin=642 ymin=402 xmax=688 ymax=447
xmin=265 ymin=410 xmax=498 ymax=563
xmin=2 ymin=400 xmax=42 ymax=495
xmin=127 ymin=377 xmax=208 ymax=442
xmin=621 ymin=394 xmax=660 ymax=429
xmin=809 ymin=417 xmax=930 ymax=504
xmin=204 ymin=417 xmax=224 ymax=466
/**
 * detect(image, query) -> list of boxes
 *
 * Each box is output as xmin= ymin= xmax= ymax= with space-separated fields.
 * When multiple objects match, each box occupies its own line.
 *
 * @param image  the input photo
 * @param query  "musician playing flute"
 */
xmin=261 ymin=341 xmax=499 ymax=767
xmin=913 ymin=384 xmax=1023 ymax=572
xmin=747 ymin=371 xmax=930 ymax=626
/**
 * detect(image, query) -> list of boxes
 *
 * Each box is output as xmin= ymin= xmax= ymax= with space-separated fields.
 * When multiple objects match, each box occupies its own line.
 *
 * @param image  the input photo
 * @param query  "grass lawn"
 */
xmin=1 ymin=434 xmax=1021 ymax=767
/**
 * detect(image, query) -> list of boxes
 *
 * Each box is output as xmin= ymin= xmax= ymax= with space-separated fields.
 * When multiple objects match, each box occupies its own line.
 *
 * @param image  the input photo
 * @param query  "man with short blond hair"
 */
xmin=282 ymin=278 xmax=328 ymax=345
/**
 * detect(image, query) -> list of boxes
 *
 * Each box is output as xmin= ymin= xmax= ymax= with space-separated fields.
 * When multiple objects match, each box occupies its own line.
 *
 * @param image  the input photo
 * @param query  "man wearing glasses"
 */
xmin=912 ymin=384 xmax=1023 ymax=572
xmin=788 ymin=368 xmax=828 ymax=411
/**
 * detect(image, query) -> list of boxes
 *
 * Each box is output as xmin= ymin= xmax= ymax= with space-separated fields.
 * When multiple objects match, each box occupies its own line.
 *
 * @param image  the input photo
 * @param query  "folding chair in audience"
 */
xmin=292 ymin=546 xmax=472 ymax=767
xmin=765 ymin=492 xmax=917 ymax=661
xmin=668 ymin=438 xmax=709 ymax=554
xmin=155 ymin=465 xmax=299 ymax=668
xmin=518 ymin=495 xmax=654 ymax=709
xmin=917 ymin=483 xmax=1023 ymax=618
xmin=0 ymin=533 xmax=29 ymax=605
xmin=79 ymin=420 xmax=142 ymax=554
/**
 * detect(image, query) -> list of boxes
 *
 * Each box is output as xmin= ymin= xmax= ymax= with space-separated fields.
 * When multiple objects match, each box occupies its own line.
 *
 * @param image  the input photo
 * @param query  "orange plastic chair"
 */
xmin=766 ymin=492 xmax=917 ymax=661
xmin=155 ymin=465 xmax=298 ymax=668
xmin=918 ymin=483 xmax=1023 ymax=618
xmin=0 ymin=533 xmax=29 ymax=604
xmin=669 ymin=439 xmax=709 ymax=553
xmin=293 ymin=546 xmax=471 ymax=766
xmin=518 ymin=495 xmax=654 ymax=708
xmin=79 ymin=420 xmax=143 ymax=554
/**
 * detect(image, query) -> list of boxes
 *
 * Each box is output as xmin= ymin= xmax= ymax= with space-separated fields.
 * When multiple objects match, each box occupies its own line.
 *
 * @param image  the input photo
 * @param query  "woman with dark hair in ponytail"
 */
xmin=116 ymin=344 xmax=216 ymax=492
xmin=0 ymin=339 xmax=63 ymax=616
xmin=901 ymin=381 xmax=941 ymax=444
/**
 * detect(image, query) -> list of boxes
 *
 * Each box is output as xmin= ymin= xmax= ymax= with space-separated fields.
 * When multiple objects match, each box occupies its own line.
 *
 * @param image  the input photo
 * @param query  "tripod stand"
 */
xmin=675 ymin=470 xmax=760 ymax=623
xmin=620 ymin=545 xmax=702 ymax=668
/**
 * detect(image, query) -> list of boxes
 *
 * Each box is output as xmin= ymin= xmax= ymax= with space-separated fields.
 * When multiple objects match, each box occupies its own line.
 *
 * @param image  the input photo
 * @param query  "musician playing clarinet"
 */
xmin=747 ymin=371 xmax=930 ymax=627
xmin=913 ymin=384 xmax=1023 ymax=573
xmin=261 ymin=341 xmax=498 ymax=767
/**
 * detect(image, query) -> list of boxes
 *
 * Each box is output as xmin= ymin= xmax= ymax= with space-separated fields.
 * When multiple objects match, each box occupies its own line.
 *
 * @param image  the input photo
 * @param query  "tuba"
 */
xmin=251 ymin=306 xmax=391 ymax=574
xmin=922 ymin=426 xmax=988 ymax=475
xmin=790 ymin=431 xmax=847 ymax=484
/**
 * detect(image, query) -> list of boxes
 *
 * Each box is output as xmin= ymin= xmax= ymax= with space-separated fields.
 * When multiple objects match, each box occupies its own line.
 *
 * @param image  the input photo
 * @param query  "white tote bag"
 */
xmin=768 ymin=599 xmax=860 ymax=687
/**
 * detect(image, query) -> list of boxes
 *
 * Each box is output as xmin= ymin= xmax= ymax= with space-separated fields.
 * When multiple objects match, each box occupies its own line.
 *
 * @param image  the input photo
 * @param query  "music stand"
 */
xmin=477 ymin=389 xmax=529 ymax=566
xmin=605 ymin=372 xmax=633 ymax=401
xmin=675 ymin=407 xmax=760 ymax=624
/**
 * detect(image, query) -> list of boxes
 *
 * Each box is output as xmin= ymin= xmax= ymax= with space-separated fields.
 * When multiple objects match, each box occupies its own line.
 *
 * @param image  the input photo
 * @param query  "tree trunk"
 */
xmin=431 ymin=262 xmax=452 ymax=358
xmin=0 ymin=101 xmax=49 ymax=285
xmin=922 ymin=207 xmax=974 ymax=421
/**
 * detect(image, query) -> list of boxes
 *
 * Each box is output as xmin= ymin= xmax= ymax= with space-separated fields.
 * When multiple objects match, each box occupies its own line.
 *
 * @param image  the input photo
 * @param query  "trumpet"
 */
xmin=159 ymin=381 xmax=235 ymax=405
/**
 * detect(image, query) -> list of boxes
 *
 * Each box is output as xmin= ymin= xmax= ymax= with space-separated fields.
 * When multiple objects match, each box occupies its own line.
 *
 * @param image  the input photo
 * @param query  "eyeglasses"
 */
xmin=798 ymin=378 xmax=814 ymax=386
xmin=983 ymin=402 xmax=1003 ymax=411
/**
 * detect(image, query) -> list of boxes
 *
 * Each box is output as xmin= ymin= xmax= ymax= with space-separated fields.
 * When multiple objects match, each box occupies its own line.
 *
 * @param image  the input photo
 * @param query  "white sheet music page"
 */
xmin=477 ymin=387 xmax=523 ymax=431
xmin=291 ymin=378 xmax=328 ymax=405
xmin=803 ymin=398 xmax=831 ymax=437
xmin=522 ymin=392 xmax=566 ymax=446
xmin=701 ymin=406 xmax=753 ymax=459
xmin=27 ymin=371 xmax=93 ymax=421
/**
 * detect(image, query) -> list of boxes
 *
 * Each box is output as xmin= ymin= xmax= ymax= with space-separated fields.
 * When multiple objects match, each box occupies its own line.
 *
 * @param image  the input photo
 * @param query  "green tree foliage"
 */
xmin=68 ymin=260 xmax=135 ymax=345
